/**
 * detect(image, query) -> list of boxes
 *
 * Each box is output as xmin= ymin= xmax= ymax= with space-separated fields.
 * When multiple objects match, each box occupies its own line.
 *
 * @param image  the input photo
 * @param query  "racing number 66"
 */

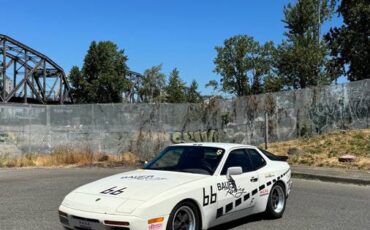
xmin=100 ymin=186 xmax=126 ymax=195
xmin=203 ymin=186 xmax=217 ymax=206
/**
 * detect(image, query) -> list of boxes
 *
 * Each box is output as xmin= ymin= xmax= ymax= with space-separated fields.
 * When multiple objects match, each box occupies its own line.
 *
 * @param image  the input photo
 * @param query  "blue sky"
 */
xmin=2 ymin=0 xmax=342 ymax=94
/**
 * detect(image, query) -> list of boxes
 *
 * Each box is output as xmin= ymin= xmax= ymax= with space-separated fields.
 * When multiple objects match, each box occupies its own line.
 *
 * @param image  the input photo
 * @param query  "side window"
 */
xmin=221 ymin=149 xmax=253 ymax=175
xmin=246 ymin=149 xmax=266 ymax=170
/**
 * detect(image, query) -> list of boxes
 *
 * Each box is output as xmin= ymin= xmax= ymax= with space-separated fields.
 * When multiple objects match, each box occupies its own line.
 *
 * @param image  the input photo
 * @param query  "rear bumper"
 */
xmin=59 ymin=204 xmax=168 ymax=230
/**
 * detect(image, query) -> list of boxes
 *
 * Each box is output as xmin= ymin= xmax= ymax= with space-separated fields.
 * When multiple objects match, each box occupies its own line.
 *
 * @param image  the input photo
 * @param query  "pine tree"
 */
xmin=325 ymin=0 xmax=370 ymax=81
xmin=140 ymin=65 xmax=166 ymax=103
xmin=68 ymin=41 xmax=130 ymax=103
xmin=276 ymin=0 xmax=336 ymax=89
xmin=186 ymin=80 xmax=202 ymax=103
xmin=165 ymin=68 xmax=186 ymax=103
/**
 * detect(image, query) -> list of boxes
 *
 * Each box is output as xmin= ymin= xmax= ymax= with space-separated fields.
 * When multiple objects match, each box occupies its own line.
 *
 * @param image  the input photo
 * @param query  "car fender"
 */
xmin=133 ymin=176 xmax=217 ymax=229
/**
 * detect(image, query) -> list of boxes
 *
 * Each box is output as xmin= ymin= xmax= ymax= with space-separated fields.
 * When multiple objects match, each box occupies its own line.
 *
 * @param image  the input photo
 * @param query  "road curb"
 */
xmin=292 ymin=172 xmax=370 ymax=186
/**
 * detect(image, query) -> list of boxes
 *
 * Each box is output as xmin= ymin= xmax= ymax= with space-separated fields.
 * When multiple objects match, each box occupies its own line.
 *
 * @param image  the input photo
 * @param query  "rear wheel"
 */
xmin=166 ymin=201 xmax=201 ymax=230
xmin=265 ymin=183 xmax=286 ymax=218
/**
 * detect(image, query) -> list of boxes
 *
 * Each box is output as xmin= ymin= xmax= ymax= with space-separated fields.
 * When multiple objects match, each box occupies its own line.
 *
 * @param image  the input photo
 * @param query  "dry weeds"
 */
xmin=0 ymin=146 xmax=140 ymax=168
xmin=262 ymin=129 xmax=370 ymax=170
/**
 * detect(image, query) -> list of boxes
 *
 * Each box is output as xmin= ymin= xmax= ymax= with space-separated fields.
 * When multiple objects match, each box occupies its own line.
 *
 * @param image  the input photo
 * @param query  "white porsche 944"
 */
xmin=59 ymin=143 xmax=292 ymax=230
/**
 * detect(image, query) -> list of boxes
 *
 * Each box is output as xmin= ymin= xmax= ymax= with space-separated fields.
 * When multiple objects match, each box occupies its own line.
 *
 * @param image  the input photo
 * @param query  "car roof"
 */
xmin=171 ymin=142 xmax=257 ymax=151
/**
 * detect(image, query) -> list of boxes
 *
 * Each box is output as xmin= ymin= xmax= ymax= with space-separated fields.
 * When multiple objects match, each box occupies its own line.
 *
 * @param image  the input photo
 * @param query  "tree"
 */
xmin=205 ymin=80 xmax=219 ymax=92
xmin=165 ymin=68 xmax=186 ymax=103
xmin=214 ymin=35 xmax=277 ymax=97
xmin=140 ymin=65 xmax=166 ymax=103
xmin=252 ymin=41 xmax=279 ymax=94
xmin=68 ymin=66 xmax=86 ymax=102
xmin=68 ymin=41 xmax=130 ymax=103
xmin=186 ymin=80 xmax=202 ymax=103
xmin=276 ymin=0 xmax=336 ymax=89
xmin=263 ymin=75 xmax=284 ymax=93
xmin=325 ymin=0 xmax=370 ymax=81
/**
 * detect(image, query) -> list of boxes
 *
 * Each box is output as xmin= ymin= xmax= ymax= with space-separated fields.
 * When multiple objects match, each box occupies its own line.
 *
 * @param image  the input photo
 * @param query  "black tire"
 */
xmin=166 ymin=201 xmax=201 ymax=230
xmin=265 ymin=182 xmax=286 ymax=219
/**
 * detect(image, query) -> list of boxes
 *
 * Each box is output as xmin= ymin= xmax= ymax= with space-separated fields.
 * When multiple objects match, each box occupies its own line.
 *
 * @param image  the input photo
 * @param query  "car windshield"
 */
xmin=144 ymin=146 xmax=225 ymax=175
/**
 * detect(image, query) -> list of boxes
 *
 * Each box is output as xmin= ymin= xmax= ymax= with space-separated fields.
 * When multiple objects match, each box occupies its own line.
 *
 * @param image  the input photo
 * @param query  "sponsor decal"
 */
xmin=217 ymin=182 xmax=247 ymax=198
xmin=149 ymin=223 xmax=162 ymax=230
xmin=121 ymin=175 xmax=166 ymax=181
xmin=260 ymin=188 xmax=269 ymax=196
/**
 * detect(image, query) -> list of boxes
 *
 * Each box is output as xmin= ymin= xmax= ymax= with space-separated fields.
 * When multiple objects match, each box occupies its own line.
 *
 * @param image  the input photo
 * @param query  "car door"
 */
xmin=245 ymin=148 xmax=270 ymax=211
xmin=214 ymin=148 xmax=259 ymax=220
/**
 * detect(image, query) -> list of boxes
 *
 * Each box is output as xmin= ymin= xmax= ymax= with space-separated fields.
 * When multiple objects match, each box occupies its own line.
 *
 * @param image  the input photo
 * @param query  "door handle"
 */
xmin=250 ymin=177 xmax=258 ymax=182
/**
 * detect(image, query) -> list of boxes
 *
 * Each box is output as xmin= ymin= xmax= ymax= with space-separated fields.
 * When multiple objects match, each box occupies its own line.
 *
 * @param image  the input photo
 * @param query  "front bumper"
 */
xmin=59 ymin=204 xmax=168 ymax=230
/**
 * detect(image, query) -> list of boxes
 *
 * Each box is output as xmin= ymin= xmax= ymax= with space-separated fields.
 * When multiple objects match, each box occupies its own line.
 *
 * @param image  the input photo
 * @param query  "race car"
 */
xmin=59 ymin=143 xmax=292 ymax=230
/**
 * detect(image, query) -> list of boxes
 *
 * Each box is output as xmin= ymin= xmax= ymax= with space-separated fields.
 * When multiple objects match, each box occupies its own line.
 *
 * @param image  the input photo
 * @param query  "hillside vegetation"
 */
xmin=1 ymin=129 xmax=369 ymax=170
xmin=264 ymin=129 xmax=370 ymax=170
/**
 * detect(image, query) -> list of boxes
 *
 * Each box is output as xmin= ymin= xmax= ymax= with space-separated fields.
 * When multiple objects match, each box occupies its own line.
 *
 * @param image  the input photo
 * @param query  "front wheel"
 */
xmin=265 ymin=183 xmax=286 ymax=218
xmin=166 ymin=201 xmax=201 ymax=230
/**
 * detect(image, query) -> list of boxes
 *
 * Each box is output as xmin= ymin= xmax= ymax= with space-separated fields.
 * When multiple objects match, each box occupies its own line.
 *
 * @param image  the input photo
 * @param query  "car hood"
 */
xmin=62 ymin=169 xmax=207 ymax=214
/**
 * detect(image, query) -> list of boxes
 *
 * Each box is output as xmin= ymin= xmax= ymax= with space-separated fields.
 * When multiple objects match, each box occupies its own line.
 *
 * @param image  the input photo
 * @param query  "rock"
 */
xmin=338 ymin=154 xmax=357 ymax=162
xmin=287 ymin=147 xmax=305 ymax=156
xmin=339 ymin=129 xmax=348 ymax=134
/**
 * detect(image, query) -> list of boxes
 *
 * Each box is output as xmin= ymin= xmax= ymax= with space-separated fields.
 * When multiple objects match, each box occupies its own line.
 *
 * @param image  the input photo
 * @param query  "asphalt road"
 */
xmin=0 ymin=168 xmax=369 ymax=230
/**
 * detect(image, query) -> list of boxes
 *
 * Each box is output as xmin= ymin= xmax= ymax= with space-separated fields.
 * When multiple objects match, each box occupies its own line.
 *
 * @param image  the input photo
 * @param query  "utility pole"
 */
xmin=2 ymin=39 xmax=6 ymax=101
xmin=264 ymin=112 xmax=268 ymax=150
xmin=317 ymin=0 xmax=321 ymax=86
xmin=318 ymin=0 xmax=321 ymax=44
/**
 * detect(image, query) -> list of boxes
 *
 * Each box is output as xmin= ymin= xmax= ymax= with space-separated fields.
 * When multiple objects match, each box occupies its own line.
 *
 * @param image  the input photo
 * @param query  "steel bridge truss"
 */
xmin=0 ymin=34 xmax=73 ymax=104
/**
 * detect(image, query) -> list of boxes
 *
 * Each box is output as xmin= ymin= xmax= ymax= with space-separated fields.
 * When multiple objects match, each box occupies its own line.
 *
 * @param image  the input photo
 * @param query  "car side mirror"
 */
xmin=226 ymin=166 xmax=243 ymax=180
xmin=139 ymin=160 xmax=149 ymax=167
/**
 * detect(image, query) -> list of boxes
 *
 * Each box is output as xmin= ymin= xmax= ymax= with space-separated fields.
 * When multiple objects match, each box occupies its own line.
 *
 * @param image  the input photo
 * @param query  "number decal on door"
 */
xmin=203 ymin=186 xmax=217 ymax=206
xmin=100 ymin=186 xmax=126 ymax=195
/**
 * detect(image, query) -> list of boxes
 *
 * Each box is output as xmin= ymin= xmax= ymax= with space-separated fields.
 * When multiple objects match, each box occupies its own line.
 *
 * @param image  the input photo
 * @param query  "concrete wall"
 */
xmin=0 ymin=79 xmax=369 ymax=159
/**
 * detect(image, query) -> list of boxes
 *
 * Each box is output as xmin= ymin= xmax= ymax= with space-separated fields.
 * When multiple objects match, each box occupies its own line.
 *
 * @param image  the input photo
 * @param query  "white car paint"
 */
xmin=59 ymin=143 xmax=292 ymax=230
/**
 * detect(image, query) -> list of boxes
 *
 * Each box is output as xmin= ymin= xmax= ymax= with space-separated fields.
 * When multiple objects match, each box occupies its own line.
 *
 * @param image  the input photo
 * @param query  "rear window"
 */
xmin=246 ymin=149 xmax=266 ymax=170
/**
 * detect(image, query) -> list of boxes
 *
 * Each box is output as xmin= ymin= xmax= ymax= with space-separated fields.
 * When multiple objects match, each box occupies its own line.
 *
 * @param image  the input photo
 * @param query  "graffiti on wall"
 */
xmin=0 ymin=132 xmax=22 ymax=156
xmin=171 ymin=129 xmax=219 ymax=144
xmin=308 ymin=98 xmax=370 ymax=133
xmin=349 ymin=99 xmax=370 ymax=121
xmin=308 ymin=102 xmax=343 ymax=133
